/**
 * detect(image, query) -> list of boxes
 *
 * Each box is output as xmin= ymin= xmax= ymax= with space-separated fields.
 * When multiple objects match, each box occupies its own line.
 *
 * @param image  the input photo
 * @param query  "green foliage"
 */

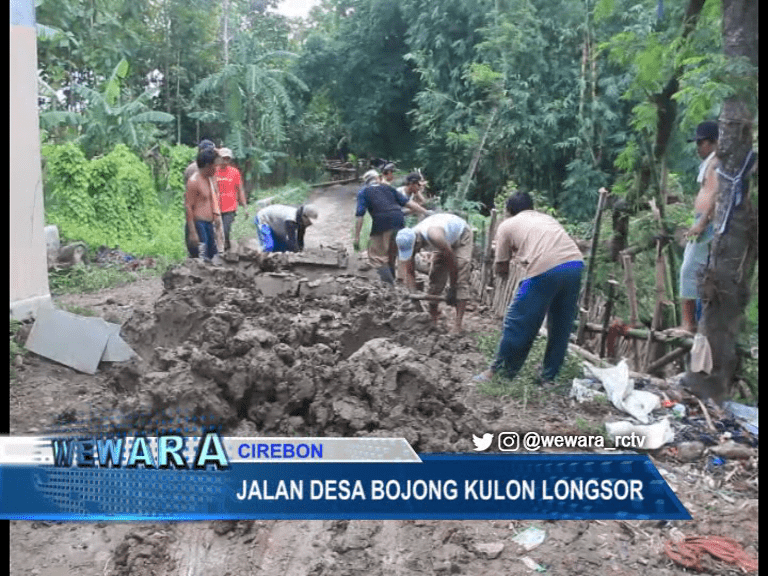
xmin=48 ymin=263 xmax=147 ymax=295
xmin=191 ymin=49 xmax=307 ymax=183
xmin=59 ymin=304 xmax=98 ymax=317
xmin=41 ymin=142 xmax=94 ymax=224
xmin=297 ymin=0 xmax=421 ymax=162
xmin=9 ymin=319 xmax=25 ymax=381
xmin=152 ymin=144 xmax=197 ymax=212
xmin=40 ymin=59 xmax=174 ymax=158
xmin=402 ymin=0 xmax=626 ymax=221
xmin=42 ymin=143 xmax=187 ymax=260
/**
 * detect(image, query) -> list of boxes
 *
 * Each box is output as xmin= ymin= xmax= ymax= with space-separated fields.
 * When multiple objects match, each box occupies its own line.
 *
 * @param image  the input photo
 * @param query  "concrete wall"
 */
xmin=10 ymin=0 xmax=52 ymax=320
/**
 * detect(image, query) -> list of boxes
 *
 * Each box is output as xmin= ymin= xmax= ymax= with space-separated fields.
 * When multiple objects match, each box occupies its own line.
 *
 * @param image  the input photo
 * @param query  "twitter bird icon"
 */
xmin=472 ymin=433 xmax=493 ymax=451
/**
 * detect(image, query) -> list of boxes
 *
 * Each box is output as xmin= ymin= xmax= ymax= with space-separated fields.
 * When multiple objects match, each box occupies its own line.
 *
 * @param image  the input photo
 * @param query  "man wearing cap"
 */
xmin=215 ymin=148 xmax=247 ymax=251
xmin=255 ymin=204 xmax=318 ymax=252
xmin=185 ymin=139 xmax=221 ymax=256
xmin=396 ymin=213 xmax=473 ymax=333
xmin=354 ymin=169 xmax=429 ymax=284
xmin=473 ymin=192 xmax=584 ymax=385
xmin=380 ymin=162 xmax=396 ymax=185
xmin=184 ymin=139 xmax=219 ymax=184
xmin=399 ymin=172 xmax=427 ymax=210
xmin=678 ymin=120 xmax=720 ymax=333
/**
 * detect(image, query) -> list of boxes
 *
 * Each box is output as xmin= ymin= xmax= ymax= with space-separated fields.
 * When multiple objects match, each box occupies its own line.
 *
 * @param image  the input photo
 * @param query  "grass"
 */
xmin=49 ymin=264 xmax=140 ymax=295
xmin=9 ymin=319 xmax=25 ymax=380
xmin=59 ymin=304 xmax=98 ymax=317
xmin=473 ymin=331 xmax=584 ymax=401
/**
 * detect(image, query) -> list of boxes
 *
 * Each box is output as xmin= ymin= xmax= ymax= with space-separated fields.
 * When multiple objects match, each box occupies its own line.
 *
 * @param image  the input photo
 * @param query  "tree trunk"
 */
xmin=684 ymin=0 xmax=758 ymax=402
xmin=610 ymin=0 xmax=708 ymax=262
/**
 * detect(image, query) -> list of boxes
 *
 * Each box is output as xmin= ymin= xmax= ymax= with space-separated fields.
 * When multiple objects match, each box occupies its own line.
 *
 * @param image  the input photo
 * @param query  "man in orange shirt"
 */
xmin=215 ymin=148 xmax=247 ymax=251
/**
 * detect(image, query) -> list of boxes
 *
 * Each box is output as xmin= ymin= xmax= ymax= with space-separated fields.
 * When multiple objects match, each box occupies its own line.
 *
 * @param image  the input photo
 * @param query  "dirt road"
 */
xmin=9 ymin=182 xmax=759 ymax=575
xmin=305 ymin=182 xmax=358 ymax=252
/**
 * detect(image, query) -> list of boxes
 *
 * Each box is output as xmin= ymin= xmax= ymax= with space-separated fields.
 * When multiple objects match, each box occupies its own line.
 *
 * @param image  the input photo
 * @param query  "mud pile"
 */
xmin=116 ymin=252 xmax=489 ymax=452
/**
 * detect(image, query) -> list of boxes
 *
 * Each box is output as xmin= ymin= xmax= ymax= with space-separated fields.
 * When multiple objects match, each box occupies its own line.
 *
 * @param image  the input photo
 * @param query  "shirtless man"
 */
xmin=186 ymin=147 xmax=221 ymax=260
xmin=678 ymin=121 xmax=719 ymax=333
xmin=184 ymin=139 xmax=220 ymax=251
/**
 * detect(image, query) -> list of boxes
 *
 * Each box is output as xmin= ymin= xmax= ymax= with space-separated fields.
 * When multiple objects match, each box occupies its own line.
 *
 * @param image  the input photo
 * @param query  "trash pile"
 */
xmin=570 ymin=359 xmax=758 ymax=456
xmin=94 ymin=245 xmax=157 ymax=271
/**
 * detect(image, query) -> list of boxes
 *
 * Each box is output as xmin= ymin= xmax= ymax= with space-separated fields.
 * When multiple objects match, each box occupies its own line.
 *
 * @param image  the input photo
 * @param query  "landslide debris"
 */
xmin=117 ymin=253 xmax=489 ymax=452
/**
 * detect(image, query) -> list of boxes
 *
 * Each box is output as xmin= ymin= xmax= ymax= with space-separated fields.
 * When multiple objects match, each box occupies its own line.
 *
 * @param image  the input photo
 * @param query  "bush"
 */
xmin=43 ymin=143 xmax=186 ymax=260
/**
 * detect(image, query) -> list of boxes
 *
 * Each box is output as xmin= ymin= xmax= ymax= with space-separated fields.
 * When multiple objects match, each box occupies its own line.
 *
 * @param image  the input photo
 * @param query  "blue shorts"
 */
xmin=679 ymin=213 xmax=713 ymax=299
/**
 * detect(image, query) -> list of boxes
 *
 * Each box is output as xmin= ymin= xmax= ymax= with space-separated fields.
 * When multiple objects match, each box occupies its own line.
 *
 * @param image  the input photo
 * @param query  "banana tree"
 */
xmin=40 ymin=59 xmax=175 ymax=157
xmin=190 ymin=45 xmax=307 ymax=183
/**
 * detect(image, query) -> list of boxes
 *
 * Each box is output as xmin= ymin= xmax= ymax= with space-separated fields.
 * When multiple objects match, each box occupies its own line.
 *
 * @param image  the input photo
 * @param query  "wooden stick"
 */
xmin=408 ymin=294 xmax=446 ymax=302
xmin=479 ymin=209 xmax=497 ymax=304
xmin=622 ymin=253 xmax=641 ymax=369
xmin=577 ymin=187 xmax=609 ymax=344
xmin=308 ymin=176 xmax=360 ymax=188
xmin=645 ymin=346 xmax=688 ymax=374
xmin=621 ymin=238 xmax=657 ymax=257
xmin=599 ymin=279 xmax=618 ymax=358
xmin=695 ymin=396 xmax=716 ymax=432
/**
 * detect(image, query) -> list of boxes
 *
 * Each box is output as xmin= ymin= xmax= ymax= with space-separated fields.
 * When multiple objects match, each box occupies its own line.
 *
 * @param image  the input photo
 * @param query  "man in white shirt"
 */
xmin=256 ymin=204 xmax=318 ymax=252
xmin=396 ymin=213 xmax=473 ymax=333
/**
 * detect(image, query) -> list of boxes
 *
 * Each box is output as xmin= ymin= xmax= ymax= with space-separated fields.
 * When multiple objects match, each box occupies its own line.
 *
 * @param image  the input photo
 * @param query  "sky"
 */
xmin=273 ymin=0 xmax=322 ymax=19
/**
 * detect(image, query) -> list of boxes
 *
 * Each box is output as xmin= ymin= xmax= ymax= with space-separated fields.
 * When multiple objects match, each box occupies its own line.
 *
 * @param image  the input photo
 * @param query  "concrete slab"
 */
xmin=288 ymin=249 xmax=346 ymax=268
xmin=25 ymin=308 xmax=111 ymax=374
xmin=253 ymin=273 xmax=301 ymax=297
xmin=102 ymin=329 xmax=137 ymax=363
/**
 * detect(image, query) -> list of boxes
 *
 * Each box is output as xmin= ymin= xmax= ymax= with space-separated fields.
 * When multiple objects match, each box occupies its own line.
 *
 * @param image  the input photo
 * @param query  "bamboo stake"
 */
xmin=621 ymin=253 xmax=641 ymax=369
xmin=599 ymin=279 xmax=618 ymax=358
xmin=695 ymin=396 xmax=716 ymax=432
xmin=644 ymin=198 xmax=669 ymax=370
xmin=479 ymin=209 xmax=497 ymax=304
xmin=577 ymin=187 xmax=609 ymax=344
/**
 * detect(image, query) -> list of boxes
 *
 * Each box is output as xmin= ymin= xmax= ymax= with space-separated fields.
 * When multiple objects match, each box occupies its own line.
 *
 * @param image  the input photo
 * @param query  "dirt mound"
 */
xmin=115 ymin=255 xmax=488 ymax=452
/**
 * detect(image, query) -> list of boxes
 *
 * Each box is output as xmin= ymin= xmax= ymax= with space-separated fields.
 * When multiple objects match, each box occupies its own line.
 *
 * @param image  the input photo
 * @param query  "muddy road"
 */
xmin=10 ymin=183 xmax=758 ymax=575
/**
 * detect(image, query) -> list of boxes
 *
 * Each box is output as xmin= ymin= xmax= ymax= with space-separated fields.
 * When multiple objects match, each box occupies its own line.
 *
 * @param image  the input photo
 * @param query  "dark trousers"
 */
xmin=491 ymin=261 xmax=583 ymax=381
xmin=185 ymin=221 xmax=218 ymax=259
xmin=221 ymin=211 xmax=236 ymax=250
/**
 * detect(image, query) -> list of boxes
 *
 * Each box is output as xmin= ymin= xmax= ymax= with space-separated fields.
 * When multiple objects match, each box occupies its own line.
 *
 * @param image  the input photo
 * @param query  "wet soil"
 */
xmin=10 ymin=183 xmax=758 ymax=575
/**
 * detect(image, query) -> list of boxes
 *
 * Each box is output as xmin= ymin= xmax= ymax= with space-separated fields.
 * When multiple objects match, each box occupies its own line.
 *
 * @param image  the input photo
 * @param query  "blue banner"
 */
xmin=0 ymin=453 xmax=690 ymax=521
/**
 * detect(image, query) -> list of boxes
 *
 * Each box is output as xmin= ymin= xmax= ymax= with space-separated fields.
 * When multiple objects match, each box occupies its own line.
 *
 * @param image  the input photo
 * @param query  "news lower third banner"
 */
xmin=0 ymin=435 xmax=691 ymax=521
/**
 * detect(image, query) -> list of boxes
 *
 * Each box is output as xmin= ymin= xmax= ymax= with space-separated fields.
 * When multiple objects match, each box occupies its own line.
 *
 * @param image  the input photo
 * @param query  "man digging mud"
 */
xmin=186 ymin=147 xmax=222 ymax=261
xmin=396 ymin=213 xmax=473 ymax=334
xmin=354 ymin=169 xmax=430 ymax=284
xmin=473 ymin=191 xmax=584 ymax=385
xmin=255 ymin=203 xmax=319 ymax=252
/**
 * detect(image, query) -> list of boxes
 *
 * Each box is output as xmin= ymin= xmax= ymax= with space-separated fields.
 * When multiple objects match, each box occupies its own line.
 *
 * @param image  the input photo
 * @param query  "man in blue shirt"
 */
xmin=353 ymin=170 xmax=429 ymax=284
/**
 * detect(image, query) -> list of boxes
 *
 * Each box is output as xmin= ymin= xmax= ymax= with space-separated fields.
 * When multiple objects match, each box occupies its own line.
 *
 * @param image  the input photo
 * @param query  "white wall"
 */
xmin=10 ymin=0 xmax=52 ymax=320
